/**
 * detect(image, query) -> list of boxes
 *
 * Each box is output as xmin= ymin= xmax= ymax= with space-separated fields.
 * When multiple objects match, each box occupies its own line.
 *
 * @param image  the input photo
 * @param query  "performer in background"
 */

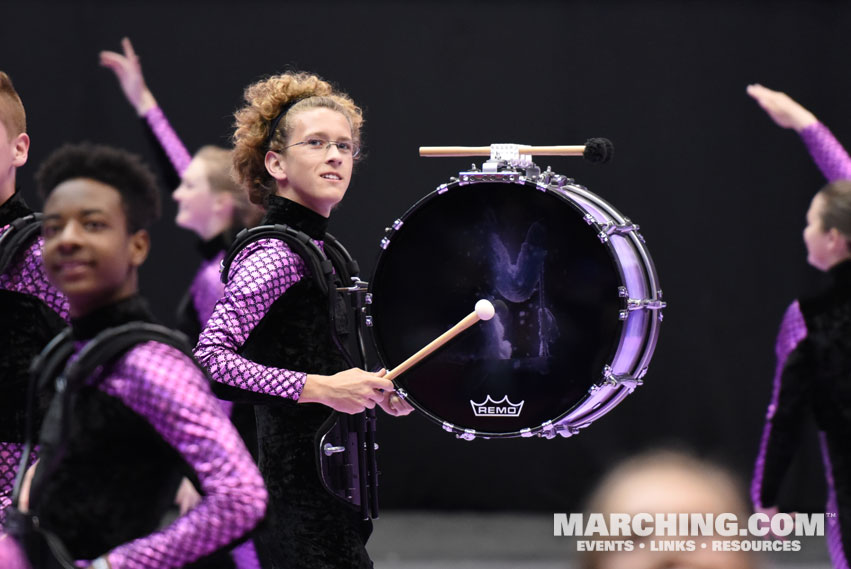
xmin=749 ymin=84 xmax=851 ymax=569
xmin=194 ymin=71 xmax=412 ymax=569
xmin=99 ymin=38 xmax=263 ymax=342
xmin=6 ymin=142 xmax=266 ymax=569
xmin=99 ymin=43 xmax=265 ymax=569
xmin=0 ymin=71 xmax=69 ymax=528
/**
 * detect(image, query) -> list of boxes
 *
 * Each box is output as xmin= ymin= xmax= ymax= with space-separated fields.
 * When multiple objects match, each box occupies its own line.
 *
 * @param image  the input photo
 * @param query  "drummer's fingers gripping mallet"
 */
xmin=385 ymin=299 xmax=495 ymax=382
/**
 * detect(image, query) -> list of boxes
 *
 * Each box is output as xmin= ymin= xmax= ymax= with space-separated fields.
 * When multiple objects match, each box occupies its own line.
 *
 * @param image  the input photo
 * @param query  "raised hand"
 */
xmin=301 ymin=368 xmax=395 ymax=414
xmin=99 ymin=37 xmax=157 ymax=115
xmin=746 ymin=84 xmax=818 ymax=132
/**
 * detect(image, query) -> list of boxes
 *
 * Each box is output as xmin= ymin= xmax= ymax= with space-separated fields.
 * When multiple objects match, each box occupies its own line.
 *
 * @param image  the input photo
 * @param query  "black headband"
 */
xmin=265 ymin=97 xmax=308 ymax=150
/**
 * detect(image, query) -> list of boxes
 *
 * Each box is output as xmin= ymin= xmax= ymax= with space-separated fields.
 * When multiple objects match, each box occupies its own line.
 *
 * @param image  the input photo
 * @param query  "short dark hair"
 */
xmin=36 ymin=142 xmax=160 ymax=232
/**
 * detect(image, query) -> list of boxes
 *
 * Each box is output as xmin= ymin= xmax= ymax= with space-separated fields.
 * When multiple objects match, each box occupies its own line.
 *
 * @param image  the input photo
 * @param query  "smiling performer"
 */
xmin=5 ymin=143 xmax=267 ymax=569
xmin=194 ymin=71 xmax=412 ymax=569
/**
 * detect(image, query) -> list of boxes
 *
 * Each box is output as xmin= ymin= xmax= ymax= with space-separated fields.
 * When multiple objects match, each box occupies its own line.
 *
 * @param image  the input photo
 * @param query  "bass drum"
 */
xmin=368 ymin=169 xmax=664 ymax=439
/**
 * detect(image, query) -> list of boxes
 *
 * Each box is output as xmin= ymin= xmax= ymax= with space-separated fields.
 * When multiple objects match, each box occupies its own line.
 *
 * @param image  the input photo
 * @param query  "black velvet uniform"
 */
xmin=195 ymin=197 xmax=372 ymax=569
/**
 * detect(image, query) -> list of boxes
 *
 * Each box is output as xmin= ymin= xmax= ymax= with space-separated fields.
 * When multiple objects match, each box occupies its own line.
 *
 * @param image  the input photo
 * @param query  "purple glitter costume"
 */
xmin=0 ymin=190 xmax=69 ymax=527
xmin=752 ymin=122 xmax=851 ymax=569
xmin=142 ymin=105 xmax=258 ymax=568
xmin=195 ymin=196 xmax=373 ymax=569
xmin=28 ymin=296 xmax=267 ymax=569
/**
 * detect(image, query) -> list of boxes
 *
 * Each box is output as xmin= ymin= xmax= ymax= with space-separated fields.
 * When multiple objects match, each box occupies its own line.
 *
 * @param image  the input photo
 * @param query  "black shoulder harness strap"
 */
xmin=221 ymin=224 xmax=336 ymax=293
xmin=0 ymin=212 xmax=43 ymax=275
xmin=12 ymin=323 xmax=197 ymax=511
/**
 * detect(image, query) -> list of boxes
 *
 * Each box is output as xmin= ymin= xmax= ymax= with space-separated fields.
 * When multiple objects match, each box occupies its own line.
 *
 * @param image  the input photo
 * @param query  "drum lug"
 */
xmin=583 ymin=213 xmax=596 ymax=226
xmin=626 ymin=297 xmax=667 ymax=311
xmin=520 ymin=428 xmax=534 ymax=438
xmin=442 ymin=421 xmax=455 ymax=433
xmin=599 ymin=220 xmax=640 ymax=242
xmin=364 ymin=293 xmax=373 ymax=305
xmin=364 ymin=315 xmax=373 ymax=327
xmin=539 ymin=421 xmax=556 ymax=439
xmin=556 ymin=424 xmax=580 ymax=438
xmin=601 ymin=365 xmax=643 ymax=393
xmin=551 ymin=174 xmax=572 ymax=188
xmin=457 ymin=429 xmax=477 ymax=442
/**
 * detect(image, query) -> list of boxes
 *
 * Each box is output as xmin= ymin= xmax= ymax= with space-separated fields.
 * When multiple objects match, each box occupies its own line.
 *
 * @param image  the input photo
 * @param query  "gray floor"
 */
xmin=368 ymin=512 xmax=833 ymax=569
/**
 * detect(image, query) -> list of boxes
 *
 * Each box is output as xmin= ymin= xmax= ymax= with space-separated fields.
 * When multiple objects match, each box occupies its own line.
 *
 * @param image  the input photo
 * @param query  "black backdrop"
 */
xmin=3 ymin=0 xmax=847 ymax=511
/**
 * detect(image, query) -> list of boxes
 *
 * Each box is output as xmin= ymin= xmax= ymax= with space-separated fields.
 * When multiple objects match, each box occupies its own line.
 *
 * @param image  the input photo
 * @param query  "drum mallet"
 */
xmin=384 ymin=299 xmax=496 ymax=381
xmin=418 ymin=138 xmax=613 ymax=163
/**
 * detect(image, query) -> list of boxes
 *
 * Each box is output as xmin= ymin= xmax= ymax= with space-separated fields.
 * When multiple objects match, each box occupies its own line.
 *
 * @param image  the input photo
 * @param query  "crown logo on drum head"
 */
xmin=470 ymin=395 xmax=525 ymax=418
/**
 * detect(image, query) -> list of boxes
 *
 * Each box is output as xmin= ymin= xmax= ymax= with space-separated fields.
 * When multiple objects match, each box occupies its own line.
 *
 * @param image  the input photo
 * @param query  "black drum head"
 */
xmin=370 ymin=181 xmax=622 ymax=436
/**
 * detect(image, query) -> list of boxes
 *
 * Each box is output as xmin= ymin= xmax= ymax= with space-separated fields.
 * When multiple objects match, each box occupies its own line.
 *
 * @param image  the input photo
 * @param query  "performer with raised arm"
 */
xmin=749 ymin=84 xmax=851 ymax=569
xmin=4 ymin=142 xmax=266 ymax=569
xmin=0 ymin=71 xmax=69 ymax=528
xmin=100 ymin=42 xmax=265 ymax=568
xmin=194 ymin=71 xmax=412 ymax=569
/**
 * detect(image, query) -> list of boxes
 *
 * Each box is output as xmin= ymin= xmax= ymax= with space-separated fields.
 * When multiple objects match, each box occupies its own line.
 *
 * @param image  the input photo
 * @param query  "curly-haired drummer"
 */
xmin=748 ymin=84 xmax=851 ymax=569
xmin=194 ymin=71 xmax=412 ymax=569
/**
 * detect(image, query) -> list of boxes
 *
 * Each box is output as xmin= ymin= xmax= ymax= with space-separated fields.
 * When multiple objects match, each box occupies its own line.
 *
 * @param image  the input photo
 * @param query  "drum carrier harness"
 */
xmin=7 ymin=322 xmax=199 ymax=569
xmin=0 ymin=211 xmax=43 ymax=275
xmin=220 ymin=224 xmax=379 ymax=520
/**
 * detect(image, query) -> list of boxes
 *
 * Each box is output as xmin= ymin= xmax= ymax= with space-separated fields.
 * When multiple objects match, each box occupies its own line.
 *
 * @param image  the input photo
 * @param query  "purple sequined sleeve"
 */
xmin=194 ymin=239 xmax=308 ymax=400
xmin=800 ymin=122 xmax=851 ymax=182
xmin=751 ymin=301 xmax=808 ymax=508
xmin=0 ymin=232 xmax=69 ymax=320
xmin=191 ymin=252 xmax=226 ymax=329
xmin=95 ymin=342 xmax=266 ymax=569
xmin=143 ymin=106 xmax=192 ymax=178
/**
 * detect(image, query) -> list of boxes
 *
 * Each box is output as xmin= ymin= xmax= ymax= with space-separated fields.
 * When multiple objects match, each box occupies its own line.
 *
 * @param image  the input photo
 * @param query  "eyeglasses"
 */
xmin=283 ymin=137 xmax=360 ymax=158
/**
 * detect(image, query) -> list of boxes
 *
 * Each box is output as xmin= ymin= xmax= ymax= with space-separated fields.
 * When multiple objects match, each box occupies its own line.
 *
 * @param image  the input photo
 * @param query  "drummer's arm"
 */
xmin=751 ymin=301 xmax=810 ymax=511
xmin=194 ymin=240 xmax=395 ymax=413
xmin=194 ymin=240 xmax=310 ymax=404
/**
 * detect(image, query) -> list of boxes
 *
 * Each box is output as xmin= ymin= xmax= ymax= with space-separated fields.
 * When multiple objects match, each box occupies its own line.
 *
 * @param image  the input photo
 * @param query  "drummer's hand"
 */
xmin=99 ymin=37 xmax=157 ymax=116
xmin=301 ymin=368 xmax=394 ymax=414
xmin=746 ymin=84 xmax=817 ymax=132
xmin=377 ymin=385 xmax=415 ymax=417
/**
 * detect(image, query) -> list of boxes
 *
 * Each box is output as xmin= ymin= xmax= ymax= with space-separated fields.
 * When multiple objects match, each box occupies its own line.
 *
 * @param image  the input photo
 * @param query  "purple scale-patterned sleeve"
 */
xmin=194 ymin=239 xmax=308 ymax=401
xmin=751 ymin=300 xmax=808 ymax=509
xmin=143 ymin=106 xmax=192 ymax=178
xmin=800 ymin=122 xmax=851 ymax=182
xmin=191 ymin=252 xmax=226 ymax=330
xmin=0 ymin=231 xmax=69 ymax=321
xmin=92 ymin=341 xmax=267 ymax=569
xmin=819 ymin=432 xmax=850 ymax=569
xmin=0 ymin=444 xmax=37 ymax=528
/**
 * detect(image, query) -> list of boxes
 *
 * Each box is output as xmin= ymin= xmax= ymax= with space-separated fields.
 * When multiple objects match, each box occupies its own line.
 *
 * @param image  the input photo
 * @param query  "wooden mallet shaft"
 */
xmin=385 ymin=300 xmax=495 ymax=382
xmin=418 ymin=145 xmax=585 ymax=157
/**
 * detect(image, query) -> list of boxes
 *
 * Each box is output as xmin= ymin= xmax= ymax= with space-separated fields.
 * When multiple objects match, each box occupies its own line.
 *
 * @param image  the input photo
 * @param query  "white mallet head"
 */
xmin=475 ymin=299 xmax=495 ymax=321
